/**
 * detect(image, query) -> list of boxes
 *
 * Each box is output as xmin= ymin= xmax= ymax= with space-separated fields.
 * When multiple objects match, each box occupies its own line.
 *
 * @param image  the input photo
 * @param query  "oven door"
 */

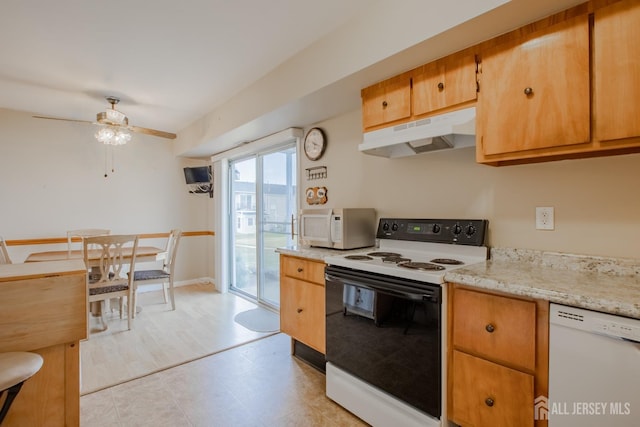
xmin=325 ymin=265 xmax=442 ymax=419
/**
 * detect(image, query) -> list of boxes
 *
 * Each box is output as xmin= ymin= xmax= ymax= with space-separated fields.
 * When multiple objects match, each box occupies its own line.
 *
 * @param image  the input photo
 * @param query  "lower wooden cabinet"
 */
xmin=0 ymin=260 xmax=87 ymax=427
xmin=448 ymin=284 xmax=549 ymax=427
xmin=279 ymin=255 xmax=325 ymax=354
xmin=452 ymin=287 xmax=537 ymax=370
xmin=451 ymin=350 xmax=534 ymax=427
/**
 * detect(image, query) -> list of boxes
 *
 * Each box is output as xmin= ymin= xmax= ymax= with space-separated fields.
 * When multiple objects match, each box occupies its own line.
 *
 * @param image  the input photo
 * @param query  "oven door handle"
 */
xmin=325 ymin=272 xmax=438 ymax=302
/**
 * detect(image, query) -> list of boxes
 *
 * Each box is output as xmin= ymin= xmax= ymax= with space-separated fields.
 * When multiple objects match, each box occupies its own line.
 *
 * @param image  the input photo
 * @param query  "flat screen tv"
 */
xmin=183 ymin=166 xmax=211 ymax=184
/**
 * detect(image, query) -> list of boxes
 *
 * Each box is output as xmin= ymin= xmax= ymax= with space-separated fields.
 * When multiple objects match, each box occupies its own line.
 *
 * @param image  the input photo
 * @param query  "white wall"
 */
xmin=0 ymin=109 xmax=214 ymax=282
xmin=299 ymin=109 xmax=640 ymax=259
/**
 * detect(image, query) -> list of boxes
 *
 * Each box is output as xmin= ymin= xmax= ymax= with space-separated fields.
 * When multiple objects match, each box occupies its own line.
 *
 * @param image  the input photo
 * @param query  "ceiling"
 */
xmin=2 ymin=0 xmax=586 ymax=158
xmin=0 ymin=0 xmax=370 ymax=138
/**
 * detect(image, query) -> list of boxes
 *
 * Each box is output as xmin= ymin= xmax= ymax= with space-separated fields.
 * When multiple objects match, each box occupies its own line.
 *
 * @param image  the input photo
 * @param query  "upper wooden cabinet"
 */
xmin=476 ymin=14 xmax=591 ymax=163
xmin=594 ymin=0 xmax=640 ymax=143
xmin=361 ymin=0 xmax=640 ymax=165
xmin=413 ymin=53 xmax=477 ymax=117
xmin=361 ymin=53 xmax=477 ymax=132
xmin=361 ymin=71 xmax=412 ymax=130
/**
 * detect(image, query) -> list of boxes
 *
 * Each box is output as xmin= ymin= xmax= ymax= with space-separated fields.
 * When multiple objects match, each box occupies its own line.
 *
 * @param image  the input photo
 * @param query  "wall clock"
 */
xmin=303 ymin=127 xmax=326 ymax=161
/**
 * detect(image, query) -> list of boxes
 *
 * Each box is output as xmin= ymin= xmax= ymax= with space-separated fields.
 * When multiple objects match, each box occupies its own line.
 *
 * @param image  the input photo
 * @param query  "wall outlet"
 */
xmin=536 ymin=207 xmax=554 ymax=230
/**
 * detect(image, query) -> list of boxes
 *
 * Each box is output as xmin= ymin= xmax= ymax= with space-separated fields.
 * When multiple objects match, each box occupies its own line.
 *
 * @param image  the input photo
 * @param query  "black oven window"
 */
xmin=326 ymin=278 xmax=441 ymax=418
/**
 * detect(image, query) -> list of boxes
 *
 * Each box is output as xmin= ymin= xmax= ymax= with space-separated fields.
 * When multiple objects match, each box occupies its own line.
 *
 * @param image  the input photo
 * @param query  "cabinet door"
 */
xmin=451 ymin=350 xmax=534 ymax=427
xmin=478 ymin=15 xmax=590 ymax=157
xmin=594 ymin=0 xmax=640 ymax=142
xmin=280 ymin=277 xmax=325 ymax=353
xmin=413 ymin=54 xmax=476 ymax=116
xmin=361 ymin=72 xmax=411 ymax=130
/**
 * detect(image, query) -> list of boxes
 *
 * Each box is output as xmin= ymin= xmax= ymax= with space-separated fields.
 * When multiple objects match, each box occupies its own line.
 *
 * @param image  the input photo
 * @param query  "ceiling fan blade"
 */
xmin=34 ymin=97 xmax=177 ymax=141
xmin=32 ymin=115 xmax=93 ymax=125
xmin=129 ymin=125 xmax=177 ymax=140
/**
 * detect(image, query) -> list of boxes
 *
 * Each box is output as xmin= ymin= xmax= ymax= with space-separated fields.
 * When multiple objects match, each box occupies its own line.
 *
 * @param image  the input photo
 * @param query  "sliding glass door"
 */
xmin=229 ymin=144 xmax=296 ymax=308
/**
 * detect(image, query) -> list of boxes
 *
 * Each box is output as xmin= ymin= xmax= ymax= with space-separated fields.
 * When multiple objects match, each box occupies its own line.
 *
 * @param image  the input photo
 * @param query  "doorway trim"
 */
xmin=211 ymin=128 xmax=303 ymax=294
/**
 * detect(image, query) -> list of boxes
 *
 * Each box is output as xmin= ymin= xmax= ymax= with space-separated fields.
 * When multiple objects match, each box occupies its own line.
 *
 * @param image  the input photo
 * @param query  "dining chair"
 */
xmin=67 ymin=228 xmax=111 ymax=257
xmin=84 ymin=234 xmax=138 ymax=334
xmin=0 ymin=237 xmax=11 ymax=265
xmin=131 ymin=229 xmax=182 ymax=317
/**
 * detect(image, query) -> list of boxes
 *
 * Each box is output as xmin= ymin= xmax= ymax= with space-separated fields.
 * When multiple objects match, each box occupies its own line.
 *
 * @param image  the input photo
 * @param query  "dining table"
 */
xmin=25 ymin=246 xmax=167 ymax=265
xmin=25 ymin=246 xmax=167 ymax=331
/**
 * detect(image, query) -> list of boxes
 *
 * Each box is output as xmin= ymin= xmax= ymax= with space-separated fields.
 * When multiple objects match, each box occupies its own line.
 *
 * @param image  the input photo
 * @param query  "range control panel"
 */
xmin=376 ymin=218 xmax=488 ymax=246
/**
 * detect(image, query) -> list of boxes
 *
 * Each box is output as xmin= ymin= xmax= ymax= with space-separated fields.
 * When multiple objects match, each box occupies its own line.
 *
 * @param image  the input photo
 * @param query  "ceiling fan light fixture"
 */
xmin=113 ymin=129 xmax=132 ymax=145
xmin=96 ymin=109 xmax=128 ymax=126
xmin=95 ymin=126 xmax=131 ymax=145
xmin=33 ymin=95 xmax=176 ymax=147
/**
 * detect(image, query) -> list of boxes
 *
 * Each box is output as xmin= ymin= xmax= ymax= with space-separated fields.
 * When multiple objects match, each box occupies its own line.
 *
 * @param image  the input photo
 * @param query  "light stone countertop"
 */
xmin=276 ymin=245 xmax=640 ymax=319
xmin=445 ymin=247 xmax=640 ymax=320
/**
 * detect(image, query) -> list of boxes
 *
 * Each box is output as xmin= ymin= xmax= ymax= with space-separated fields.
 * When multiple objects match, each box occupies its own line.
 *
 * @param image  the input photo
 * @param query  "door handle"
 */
xmin=290 ymin=214 xmax=297 ymax=239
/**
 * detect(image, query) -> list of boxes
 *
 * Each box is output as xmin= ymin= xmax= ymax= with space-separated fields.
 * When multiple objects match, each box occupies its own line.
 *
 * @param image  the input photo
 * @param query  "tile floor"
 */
xmin=80 ymin=333 xmax=369 ymax=426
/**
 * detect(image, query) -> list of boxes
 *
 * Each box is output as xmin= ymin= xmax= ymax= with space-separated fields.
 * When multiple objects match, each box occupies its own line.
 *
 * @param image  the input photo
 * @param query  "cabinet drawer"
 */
xmin=451 ymin=350 xmax=534 ymax=427
xmin=281 ymin=256 xmax=325 ymax=285
xmin=452 ymin=288 xmax=536 ymax=370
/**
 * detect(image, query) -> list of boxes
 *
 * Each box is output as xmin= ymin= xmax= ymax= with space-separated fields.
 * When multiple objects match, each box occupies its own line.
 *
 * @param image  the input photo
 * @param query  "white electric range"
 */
xmin=324 ymin=218 xmax=488 ymax=427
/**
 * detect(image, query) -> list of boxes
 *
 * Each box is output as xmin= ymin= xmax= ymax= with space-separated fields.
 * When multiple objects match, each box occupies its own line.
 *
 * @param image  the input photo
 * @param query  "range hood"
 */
xmin=359 ymin=106 xmax=476 ymax=158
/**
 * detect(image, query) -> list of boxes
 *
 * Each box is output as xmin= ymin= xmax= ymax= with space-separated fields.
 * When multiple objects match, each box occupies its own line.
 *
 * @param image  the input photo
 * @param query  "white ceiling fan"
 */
xmin=33 ymin=96 xmax=177 ymax=143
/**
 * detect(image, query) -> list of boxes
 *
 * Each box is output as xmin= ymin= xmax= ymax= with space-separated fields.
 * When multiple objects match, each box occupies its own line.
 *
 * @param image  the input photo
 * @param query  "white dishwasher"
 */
xmin=549 ymin=303 xmax=640 ymax=426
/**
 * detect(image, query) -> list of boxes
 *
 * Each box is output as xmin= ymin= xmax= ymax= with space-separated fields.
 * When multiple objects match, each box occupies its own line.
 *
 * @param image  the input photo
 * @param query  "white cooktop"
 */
xmin=324 ymin=240 xmax=488 ymax=283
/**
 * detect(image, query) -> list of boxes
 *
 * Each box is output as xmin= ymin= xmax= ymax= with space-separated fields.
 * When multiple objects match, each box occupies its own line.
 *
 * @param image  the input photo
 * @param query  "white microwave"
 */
xmin=299 ymin=208 xmax=377 ymax=249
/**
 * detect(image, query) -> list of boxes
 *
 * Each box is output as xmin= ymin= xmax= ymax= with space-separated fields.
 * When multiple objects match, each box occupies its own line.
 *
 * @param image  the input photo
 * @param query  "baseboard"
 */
xmin=174 ymin=277 xmax=215 ymax=288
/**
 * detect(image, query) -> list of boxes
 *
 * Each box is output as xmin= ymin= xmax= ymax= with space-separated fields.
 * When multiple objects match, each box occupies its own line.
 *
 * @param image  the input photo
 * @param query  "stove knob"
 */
xmin=382 ymin=222 xmax=390 ymax=231
xmin=391 ymin=223 xmax=399 ymax=231
xmin=453 ymin=224 xmax=462 ymax=235
xmin=432 ymin=224 xmax=441 ymax=234
xmin=465 ymin=225 xmax=476 ymax=237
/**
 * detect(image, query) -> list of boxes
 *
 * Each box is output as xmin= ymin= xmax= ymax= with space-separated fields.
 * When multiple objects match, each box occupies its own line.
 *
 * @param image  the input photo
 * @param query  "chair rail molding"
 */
xmin=5 ymin=231 xmax=215 ymax=247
